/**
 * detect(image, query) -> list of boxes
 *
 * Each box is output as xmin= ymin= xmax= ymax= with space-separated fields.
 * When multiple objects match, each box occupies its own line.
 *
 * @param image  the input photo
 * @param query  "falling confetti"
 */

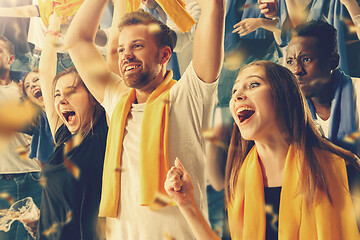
xmin=42 ymin=210 xmax=72 ymax=237
xmin=223 ymin=50 xmax=245 ymax=71
xmin=39 ymin=176 xmax=47 ymax=187
xmin=15 ymin=145 xmax=29 ymax=160
xmin=343 ymin=131 xmax=360 ymax=144
xmin=64 ymin=133 xmax=82 ymax=154
xmin=64 ymin=157 xmax=80 ymax=180
xmin=164 ymin=232 xmax=176 ymax=240
xmin=42 ymin=222 xmax=59 ymax=237
xmin=0 ymin=193 xmax=14 ymax=205
xmin=148 ymin=23 xmax=162 ymax=35
xmin=0 ymin=100 xmax=40 ymax=134
xmin=201 ymin=128 xmax=228 ymax=151
xmin=265 ymin=204 xmax=278 ymax=231
xmin=150 ymin=192 xmax=173 ymax=210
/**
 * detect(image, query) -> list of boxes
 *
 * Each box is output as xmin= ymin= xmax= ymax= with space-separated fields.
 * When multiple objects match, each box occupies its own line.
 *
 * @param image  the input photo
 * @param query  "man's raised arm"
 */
xmin=192 ymin=0 xmax=225 ymax=83
xmin=65 ymin=0 xmax=113 ymax=103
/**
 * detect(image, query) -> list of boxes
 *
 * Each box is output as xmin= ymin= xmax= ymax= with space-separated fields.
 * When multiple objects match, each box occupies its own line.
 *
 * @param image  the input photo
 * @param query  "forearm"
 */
xmin=342 ymin=0 xmax=360 ymax=19
xmin=193 ymin=0 xmax=225 ymax=83
xmin=178 ymin=198 xmax=221 ymax=240
xmin=260 ymin=18 xmax=281 ymax=44
xmin=107 ymin=0 xmax=126 ymax=75
xmin=342 ymin=0 xmax=360 ymax=40
xmin=39 ymin=15 xmax=60 ymax=136
xmin=0 ymin=5 xmax=39 ymax=18
xmin=65 ymin=0 xmax=108 ymax=45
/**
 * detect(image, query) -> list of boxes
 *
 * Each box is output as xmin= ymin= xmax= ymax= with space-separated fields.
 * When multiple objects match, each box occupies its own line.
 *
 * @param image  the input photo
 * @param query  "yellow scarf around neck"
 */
xmin=228 ymin=145 xmax=359 ymax=240
xmin=126 ymin=0 xmax=196 ymax=33
xmin=99 ymin=71 xmax=177 ymax=217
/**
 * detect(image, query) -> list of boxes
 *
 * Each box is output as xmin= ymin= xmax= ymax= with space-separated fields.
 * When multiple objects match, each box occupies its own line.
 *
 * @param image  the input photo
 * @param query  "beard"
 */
xmin=0 ymin=64 xmax=7 ymax=78
xmin=122 ymin=53 xmax=160 ymax=89
xmin=123 ymin=67 xmax=153 ymax=89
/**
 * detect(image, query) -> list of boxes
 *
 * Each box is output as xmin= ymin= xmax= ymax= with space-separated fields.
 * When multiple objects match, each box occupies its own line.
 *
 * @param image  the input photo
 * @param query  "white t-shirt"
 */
xmin=314 ymin=77 xmax=360 ymax=138
xmin=102 ymin=63 xmax=218 ymax=239
xmin=0 ymin=81 xmax=40 ymax=174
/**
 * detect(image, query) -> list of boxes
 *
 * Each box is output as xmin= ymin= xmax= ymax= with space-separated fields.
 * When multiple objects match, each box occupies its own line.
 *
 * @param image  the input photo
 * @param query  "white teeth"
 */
xmin=236 ymin=107 xmax=254 ymax=115
xmin=125 ymin=65 xmax=139 ymax=72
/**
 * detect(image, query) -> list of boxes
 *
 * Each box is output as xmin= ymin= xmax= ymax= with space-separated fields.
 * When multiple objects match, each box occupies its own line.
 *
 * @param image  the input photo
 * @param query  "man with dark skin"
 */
xmin=285 ymin=20 xmax=360 ymax=229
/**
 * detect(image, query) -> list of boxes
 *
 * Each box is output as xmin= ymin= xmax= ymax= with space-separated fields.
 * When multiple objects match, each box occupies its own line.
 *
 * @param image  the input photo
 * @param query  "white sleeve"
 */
xmin=170 ymin=61 xmax=218 ymax=128
xmin=101 ymin=72 xmax=129 ymax=119
xmin=168 ymin=0 xmax=201 ymax=53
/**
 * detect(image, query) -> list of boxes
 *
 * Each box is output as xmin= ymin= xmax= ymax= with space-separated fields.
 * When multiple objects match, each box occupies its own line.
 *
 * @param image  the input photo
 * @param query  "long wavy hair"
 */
xmin=225 ymin=61 xmax=359 ymax=205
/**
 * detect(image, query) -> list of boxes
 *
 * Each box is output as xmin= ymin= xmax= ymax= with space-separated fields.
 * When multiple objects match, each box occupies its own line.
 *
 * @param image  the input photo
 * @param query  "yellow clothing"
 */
xmin=125 ymin=0 xmax=196 ymax=33
xmin=99 ymin=71 xmax=176 ymax=217
xmin=228 ymin=145 xmax=360 ymax=240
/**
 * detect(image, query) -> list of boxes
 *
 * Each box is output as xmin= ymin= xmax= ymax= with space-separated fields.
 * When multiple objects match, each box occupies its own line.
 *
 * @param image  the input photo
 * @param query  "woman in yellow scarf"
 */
xmin=165 ymin=60 xmax=360 ymax=240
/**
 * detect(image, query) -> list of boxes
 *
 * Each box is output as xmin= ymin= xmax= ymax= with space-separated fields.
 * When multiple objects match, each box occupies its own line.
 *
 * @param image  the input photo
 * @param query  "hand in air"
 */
xmin=164 ymin=158 xmax=194 ymax=207
xmin=258 ymin=0 xmax=278 ymax=19
xmin=232 ymin=18 xmax=262 ymax=37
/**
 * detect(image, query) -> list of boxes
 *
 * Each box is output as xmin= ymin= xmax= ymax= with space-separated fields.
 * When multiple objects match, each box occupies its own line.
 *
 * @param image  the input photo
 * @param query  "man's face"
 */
xmin=0 ymin=41 xmax=12 ymax=76
xmin=117 ymin=24 xmax=161 ymax=90
xmin=285 ymin=36 xmax=332 ymax=98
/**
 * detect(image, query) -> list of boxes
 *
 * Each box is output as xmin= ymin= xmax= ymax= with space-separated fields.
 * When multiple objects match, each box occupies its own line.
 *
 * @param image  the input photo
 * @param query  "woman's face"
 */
xmin=230 ymin=65 xmax=279 ymax=141
xmin=23 ymin=72 xmax=44 ymax=108
xmin=54 ymin=73 xmax=92 ymax=134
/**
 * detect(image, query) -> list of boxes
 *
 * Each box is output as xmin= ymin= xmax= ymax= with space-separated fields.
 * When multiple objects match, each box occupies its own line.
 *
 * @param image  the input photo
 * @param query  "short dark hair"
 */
xmin=118 ymin=10 xmax=177 ymax=51
xmin=292 ymin=20 xmax=338 ymax=59
xmin=0 ymin=35 xmax=15 ymax=56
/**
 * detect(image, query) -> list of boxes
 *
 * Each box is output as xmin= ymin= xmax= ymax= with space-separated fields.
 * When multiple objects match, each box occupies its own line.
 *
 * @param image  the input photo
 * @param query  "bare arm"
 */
xmin=192 ymin=0 xmax=225 ymax=83
xmin=232 ymin=18 xmax=281 ymax=45
xmin=65 ymin=0 xmax=114 ymax=103
xmin=285 ymin=0 xmax=308 ymax=27
xmin=341 ymin=0 xmax=360 ymax=40
xmin=107 ymin=0 xmax=126 ymax=75
xmin=39 ymin=13 xmax=62 ymax=137
xmin=165 ymin=159 xmax=221 ymax=240
xmin=0 ymin=5 xmax=39 ymax=18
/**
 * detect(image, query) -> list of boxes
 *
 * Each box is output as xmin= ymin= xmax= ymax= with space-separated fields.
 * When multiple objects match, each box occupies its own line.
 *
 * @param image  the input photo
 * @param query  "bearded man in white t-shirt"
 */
xmin=65 ymin=0 xmax=225 ymax=239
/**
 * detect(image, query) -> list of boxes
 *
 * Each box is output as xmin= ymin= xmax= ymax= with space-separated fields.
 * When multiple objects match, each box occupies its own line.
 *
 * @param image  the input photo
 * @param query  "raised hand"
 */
xmin=164 ymin=158 xmax=195 ymax=207
xmin=258 ymin=0 xmax=278 ymax=19
xmin=232 ymin=18 xmax=263 ymax=37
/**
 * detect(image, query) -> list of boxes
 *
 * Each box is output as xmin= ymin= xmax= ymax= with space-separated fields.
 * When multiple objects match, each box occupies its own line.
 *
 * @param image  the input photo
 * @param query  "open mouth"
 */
xmin=33 ymin=89 xmax=42 ymax=99
xmin=236 ymin=107 xmax=255 ymax=123
xmin=124 ymin=64 xmax=141 ymax=73
xmin=62 ymin=110 xmax=76 ymax=124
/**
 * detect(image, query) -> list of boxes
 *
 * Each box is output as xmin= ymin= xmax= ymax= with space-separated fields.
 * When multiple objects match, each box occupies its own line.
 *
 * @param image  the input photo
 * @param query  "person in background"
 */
xmin=20 ymin=70 xmax=54 ymax=167
xmin=0 ymin=35 xmax=41 ymax=240
xmin=285 ymin=20 xmax=360 ymax=228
